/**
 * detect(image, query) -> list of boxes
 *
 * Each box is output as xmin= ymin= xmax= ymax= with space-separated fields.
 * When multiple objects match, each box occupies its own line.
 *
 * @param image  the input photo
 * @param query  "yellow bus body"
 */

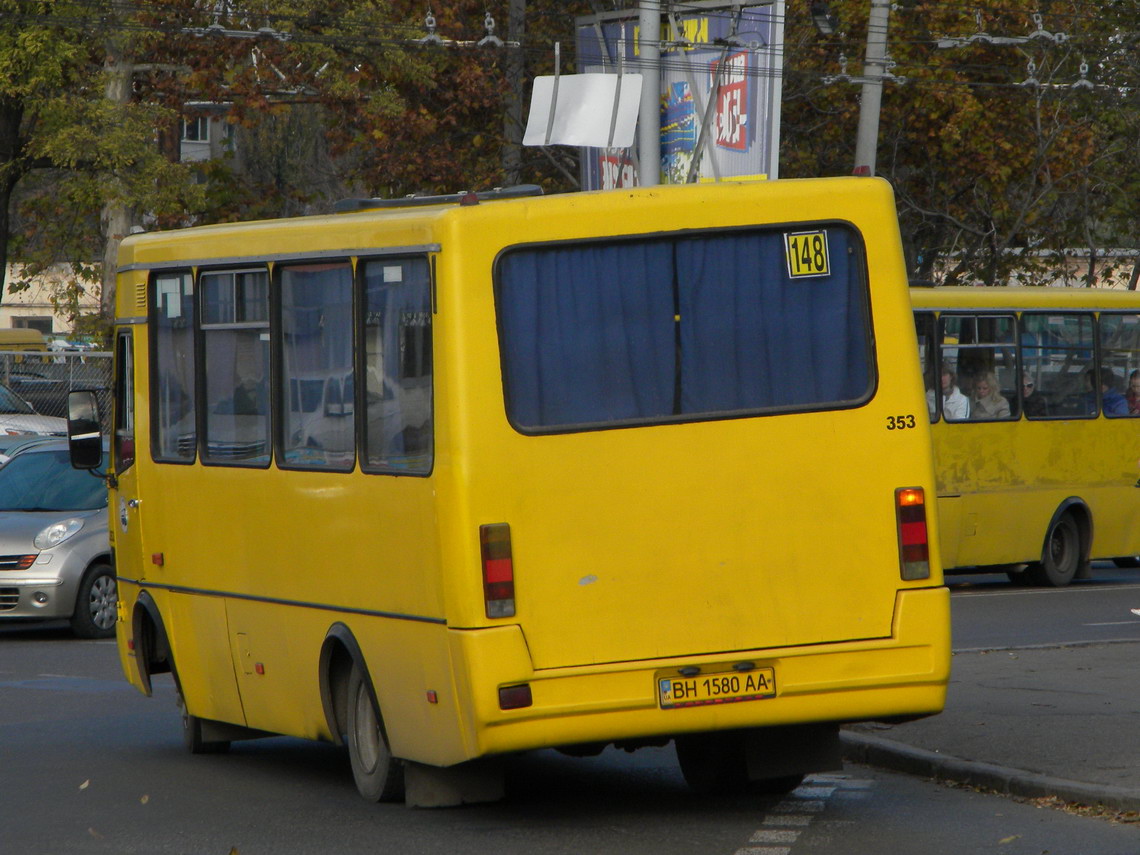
xmin=911 ymin=286 xmax=1140 ymax=577
xmin=109 ymin=179 xmax=949 ymax=786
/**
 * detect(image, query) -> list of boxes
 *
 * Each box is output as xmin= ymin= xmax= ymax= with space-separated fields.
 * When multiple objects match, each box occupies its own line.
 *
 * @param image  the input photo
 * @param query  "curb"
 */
xmin=840 ymin=730 xmax=1140 ymax=814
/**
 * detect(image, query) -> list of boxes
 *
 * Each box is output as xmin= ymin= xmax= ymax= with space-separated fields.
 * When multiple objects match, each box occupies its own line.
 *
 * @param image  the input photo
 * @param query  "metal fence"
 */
xmin=0 ymin=350 xmax=113 ymax=430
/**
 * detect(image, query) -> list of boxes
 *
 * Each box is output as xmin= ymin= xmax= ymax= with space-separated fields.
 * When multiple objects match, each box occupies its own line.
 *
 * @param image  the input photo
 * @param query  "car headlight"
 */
xmin=34 ymin=518 xmax=85 ymax=550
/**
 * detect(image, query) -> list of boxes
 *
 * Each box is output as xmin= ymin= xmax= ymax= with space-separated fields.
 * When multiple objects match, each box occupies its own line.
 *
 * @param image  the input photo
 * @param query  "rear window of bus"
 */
xmin=494 ymin=225 xmax=874 ymax=432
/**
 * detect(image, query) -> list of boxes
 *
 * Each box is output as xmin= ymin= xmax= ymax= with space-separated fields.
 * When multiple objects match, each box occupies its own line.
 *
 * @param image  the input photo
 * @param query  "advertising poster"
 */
xmin=575 ymin=1 xmax=783 ymax=189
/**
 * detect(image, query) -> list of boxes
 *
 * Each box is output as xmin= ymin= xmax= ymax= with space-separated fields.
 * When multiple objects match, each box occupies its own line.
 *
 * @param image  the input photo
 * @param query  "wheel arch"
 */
xmin=1042 ymin=497 xmax=1092 ymax=567
xmin=131 ymin=590 xmax=172 ymax=697
xmin=320 ymin=623 xmax=382 ymax=748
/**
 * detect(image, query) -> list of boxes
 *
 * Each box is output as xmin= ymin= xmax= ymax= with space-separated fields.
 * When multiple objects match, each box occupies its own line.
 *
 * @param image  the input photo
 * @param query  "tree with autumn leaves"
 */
xmin=781 ymin=0 xmax=1140 ymax=287
xmin=4 ymin=0 xmax=1140 ymax=336
xmin=1 ymin=0 xmax=590 ymax=327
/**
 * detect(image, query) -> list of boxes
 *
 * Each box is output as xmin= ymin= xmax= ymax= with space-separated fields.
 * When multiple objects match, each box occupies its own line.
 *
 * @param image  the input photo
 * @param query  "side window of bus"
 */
xmin=152 ymin=271 xmax=196 ymax=462
xmin=280 ymin=261 xmax=354 ymax=470
xmin=361 ymin=258 xmax=433 ymax=474
xmin=938 ymin=313 xmax=1018 ymax=421
xmin=1019 ymin=313 xmax=1095 ymax=418
xmin=114 ymin=330 xmax=135 ymax=473
xmin=914 ymin=312 xmax=938 ymax=422
xmin=201 ymin=268 xmax=271 ymax=466
xmin=1098 ymin=312 xmax=1140 ymax=418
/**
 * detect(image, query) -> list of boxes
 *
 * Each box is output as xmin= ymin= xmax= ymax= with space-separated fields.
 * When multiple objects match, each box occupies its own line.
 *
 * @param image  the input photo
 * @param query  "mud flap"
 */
xmin=404 ymin=757 xmax=506 ymax=807
xmin=745 ymin=723 xmax=843 ymax=781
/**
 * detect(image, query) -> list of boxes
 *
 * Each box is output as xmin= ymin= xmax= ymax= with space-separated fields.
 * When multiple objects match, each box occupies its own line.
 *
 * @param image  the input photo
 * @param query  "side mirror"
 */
xmin=68 ymin=389 xmax=104 ymax=470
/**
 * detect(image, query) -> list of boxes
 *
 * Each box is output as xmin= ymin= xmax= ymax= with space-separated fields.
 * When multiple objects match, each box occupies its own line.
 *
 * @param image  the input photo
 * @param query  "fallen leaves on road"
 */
xmin=1031 ymin=795 xmax=1140 ymax=824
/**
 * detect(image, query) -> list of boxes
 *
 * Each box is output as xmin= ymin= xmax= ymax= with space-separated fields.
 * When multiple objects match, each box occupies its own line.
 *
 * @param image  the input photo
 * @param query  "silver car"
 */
xmin=0 ymin=439 xmax=114 ymax=638
xmin=0 ymin=382 xmax=67 ymax=436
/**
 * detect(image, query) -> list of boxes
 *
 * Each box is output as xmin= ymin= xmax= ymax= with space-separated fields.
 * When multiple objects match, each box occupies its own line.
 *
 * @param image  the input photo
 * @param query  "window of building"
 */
xmin=182 ymin=117 xmax=210 ymax=142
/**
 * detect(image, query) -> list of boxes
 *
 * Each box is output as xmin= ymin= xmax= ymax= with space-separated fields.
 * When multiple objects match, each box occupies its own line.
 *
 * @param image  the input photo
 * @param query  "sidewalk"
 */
xmin=840 ymin=640 xmax=1140 ymax=812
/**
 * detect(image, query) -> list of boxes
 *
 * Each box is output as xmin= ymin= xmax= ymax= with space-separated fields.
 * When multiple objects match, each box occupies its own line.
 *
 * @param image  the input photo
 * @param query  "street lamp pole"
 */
xmin=638 ymin=0 xmax=661 ymax=186
xmin=853 ymin=0 xmax=892 ymax=176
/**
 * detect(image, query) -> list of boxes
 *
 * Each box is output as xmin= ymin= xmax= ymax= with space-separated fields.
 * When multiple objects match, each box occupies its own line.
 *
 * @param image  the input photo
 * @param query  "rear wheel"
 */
xmin=1027 ymin=514 xmax=1081 ymax=587
xmin=176 ymin=682 xmax=230 ymax=754
xmin=70 ymin=563 xmax=117 ymax=639
xmin=346 ymin=661 xmax=404 ymax=802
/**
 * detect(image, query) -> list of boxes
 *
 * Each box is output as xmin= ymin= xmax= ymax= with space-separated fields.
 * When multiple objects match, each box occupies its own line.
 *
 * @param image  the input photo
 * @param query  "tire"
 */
xmin=69 ymin=563 xmax=117 ymax=639
xmin=346 ymin=661 xmax=404 ymax=802
xmin=1027 ymin=514 xmax=1081 ymax=587
xmin=675 ymin=731 xmax=749 ymax=795
xmin=1113 ymin=556 xmax=1140 ymax=569
xmin=176 ymin=682 xmax=230 ymax=755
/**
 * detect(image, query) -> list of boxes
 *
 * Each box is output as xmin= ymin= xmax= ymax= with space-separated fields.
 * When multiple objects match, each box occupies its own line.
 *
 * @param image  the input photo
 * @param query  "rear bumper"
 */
xmin=451 ymin=587 xmax=950 ymax=759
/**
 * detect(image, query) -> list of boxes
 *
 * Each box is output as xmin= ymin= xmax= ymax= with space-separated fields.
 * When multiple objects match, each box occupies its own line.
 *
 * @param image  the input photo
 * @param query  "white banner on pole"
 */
xmin=523 ymin=73 xmax=643 ymax=149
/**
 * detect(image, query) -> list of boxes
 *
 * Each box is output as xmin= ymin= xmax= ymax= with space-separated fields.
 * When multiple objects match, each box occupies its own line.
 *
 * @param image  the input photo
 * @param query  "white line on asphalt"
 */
xmin=749 ymin=830 xmax=800 ymax=844
xmin=950 ymin=582 xmax=1140 ymax=598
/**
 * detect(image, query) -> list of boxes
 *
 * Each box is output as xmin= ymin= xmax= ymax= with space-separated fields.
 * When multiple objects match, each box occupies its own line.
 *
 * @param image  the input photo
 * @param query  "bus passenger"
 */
xmin=940 ymin=365 xmax=970 ymax=421
xmin=1088 ymin=367 xmax=1129 ymax=416
xmin=1127 ymin=369 xmax=1140 ymax=415
xmin=1021 ymin=373 xmax=1048 ymax=417
xmin=971 ymin=371 xmax=1010 ymax=420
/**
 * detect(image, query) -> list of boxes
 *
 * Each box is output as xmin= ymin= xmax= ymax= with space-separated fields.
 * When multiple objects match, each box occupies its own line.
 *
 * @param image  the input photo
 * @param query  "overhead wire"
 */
xmin=5 ymin=1 xmax=1136 ymax=95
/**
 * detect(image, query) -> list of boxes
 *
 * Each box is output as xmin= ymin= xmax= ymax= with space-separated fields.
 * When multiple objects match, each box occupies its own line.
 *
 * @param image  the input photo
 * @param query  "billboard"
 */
xmin=576 ymin=1 xmax=783 ymax=189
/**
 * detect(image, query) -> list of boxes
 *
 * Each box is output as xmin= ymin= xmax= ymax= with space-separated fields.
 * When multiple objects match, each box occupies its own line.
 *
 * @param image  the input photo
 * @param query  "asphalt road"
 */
xmin=3 ymin=569 xmax=1140 ymax=854
xmin=945 ymin=562 xmax=1140 ymax=650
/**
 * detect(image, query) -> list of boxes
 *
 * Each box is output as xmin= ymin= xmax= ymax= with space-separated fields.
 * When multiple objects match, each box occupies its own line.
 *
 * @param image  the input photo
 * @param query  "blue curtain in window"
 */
xmin=498 ymin=244 xmax=675 ymax=427
xmin=675 ymin=230 xmax=867 ymax=412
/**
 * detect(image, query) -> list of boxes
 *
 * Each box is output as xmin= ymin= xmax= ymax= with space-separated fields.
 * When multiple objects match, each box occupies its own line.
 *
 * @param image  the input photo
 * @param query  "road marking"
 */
xmin=1084 ymin=621 xmax=1139 ymax=627
xmin=950 ymin=582 xmax=1140 ymax=598
xmin=733 ymin=775 xmax=870 ymax=855
xmin=749 ymin=830 xmax=800 ymax=843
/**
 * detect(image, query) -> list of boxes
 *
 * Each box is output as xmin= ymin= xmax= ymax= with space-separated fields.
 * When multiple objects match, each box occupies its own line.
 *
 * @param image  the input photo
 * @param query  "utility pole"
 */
xmin=852 ymin=0 xmax=891 ymax=176
xmin=502 ymin=0 xmax=525 ymax=186
xmin=637 ymin=0 xmax=661 ymax=186
xmin=101 ymin=42 xmax=133 ymax=321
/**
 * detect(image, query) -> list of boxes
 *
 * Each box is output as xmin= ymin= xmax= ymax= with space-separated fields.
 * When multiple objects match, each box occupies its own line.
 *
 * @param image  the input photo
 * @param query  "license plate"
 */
xmin=658 ymin=667 xmax=776 ymax=710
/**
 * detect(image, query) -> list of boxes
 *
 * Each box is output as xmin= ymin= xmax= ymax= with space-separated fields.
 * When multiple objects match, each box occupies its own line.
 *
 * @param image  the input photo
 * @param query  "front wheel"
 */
xmin=1027 ymin=514 xmax=1081 ymax=587
xmin=70 ymin=563 xmax=117 ymax=639
xmin=346 ymin=661 xmax=404 ymax=802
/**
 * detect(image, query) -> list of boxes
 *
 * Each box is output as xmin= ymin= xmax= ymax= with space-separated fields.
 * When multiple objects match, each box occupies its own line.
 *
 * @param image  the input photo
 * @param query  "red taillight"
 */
xmin=480 ymin=523 xmax=515 ymax=618
xmin=896 ymin=487 xmax=930 ymax=580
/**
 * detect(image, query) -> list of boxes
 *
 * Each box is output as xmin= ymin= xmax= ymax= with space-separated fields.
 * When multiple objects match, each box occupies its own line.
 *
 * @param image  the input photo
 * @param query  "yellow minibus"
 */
xmin=72 ymin=178 xmax=950 ymax=805
xmin=912 ymin=285 xmax=1140 ymax=584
